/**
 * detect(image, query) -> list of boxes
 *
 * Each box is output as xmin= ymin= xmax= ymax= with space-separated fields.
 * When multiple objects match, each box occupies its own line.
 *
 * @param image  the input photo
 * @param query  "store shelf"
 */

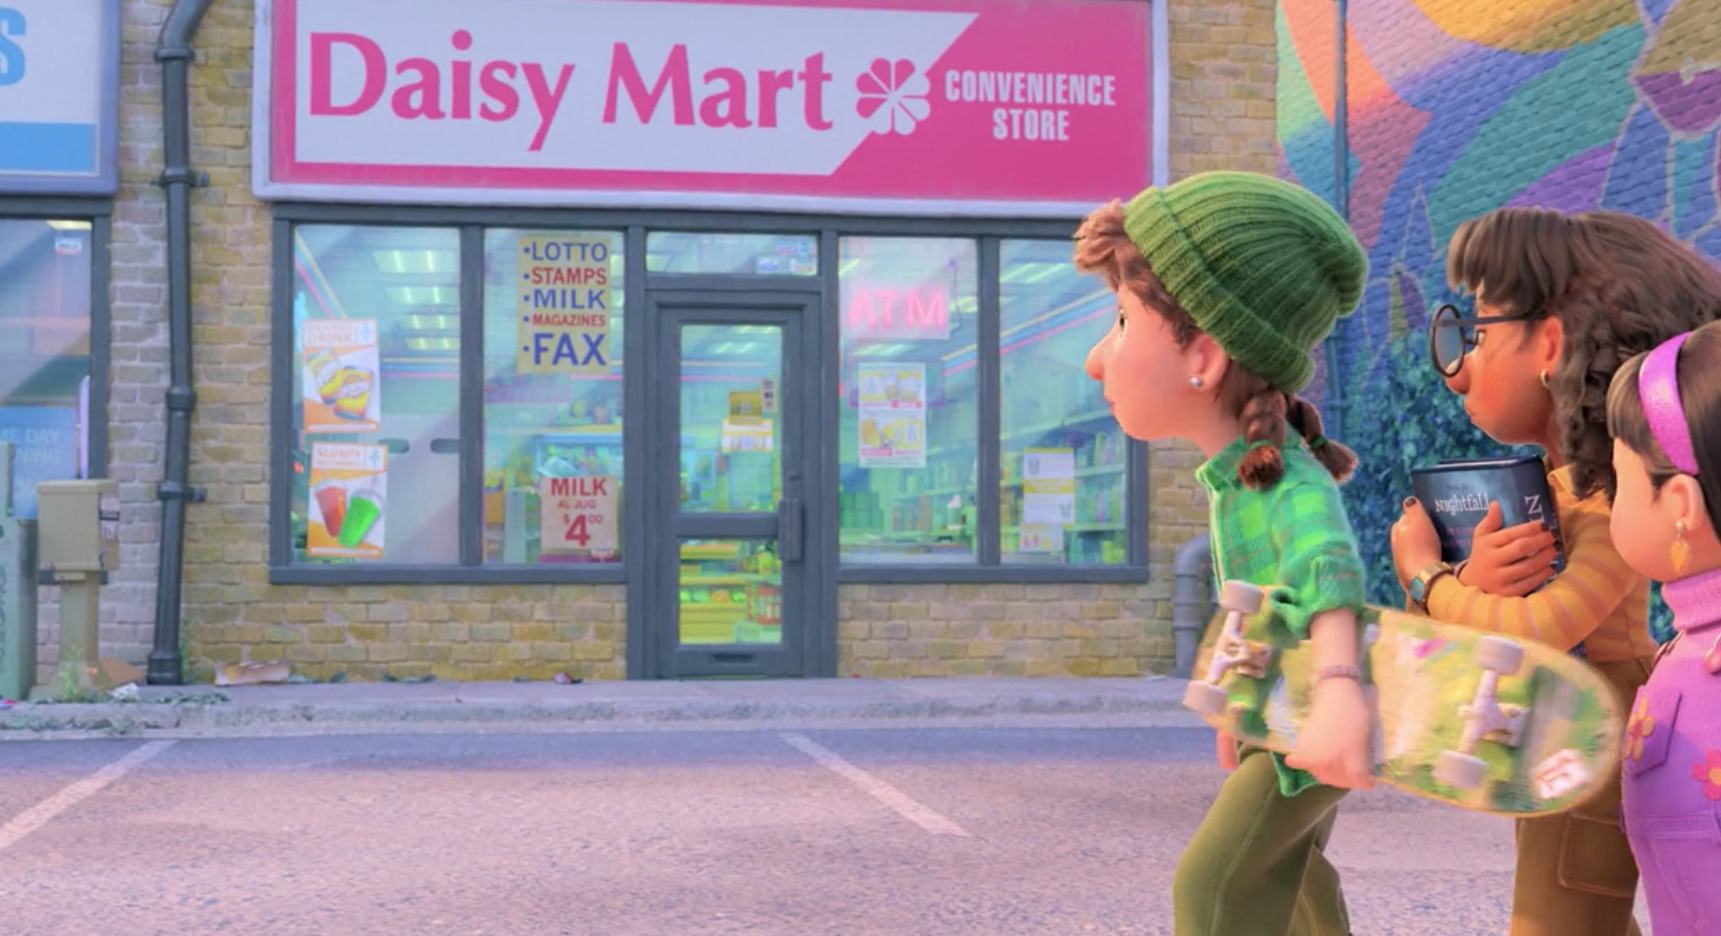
xmin=679 ymin=573 xmax=775 ymax=586
xmin=876 ymin=464 xmax=1125 ymax=505
xmin=1000 ymin=408 xmax=1113 ymax=443
xmin=1002 ymin=523 xmax=1126 ymax=534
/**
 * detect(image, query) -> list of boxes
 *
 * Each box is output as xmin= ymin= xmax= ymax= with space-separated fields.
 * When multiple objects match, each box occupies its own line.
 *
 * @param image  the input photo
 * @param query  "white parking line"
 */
xmin=778 ymin=732 xmax=970 ymax=837
xmin=0 ymin=741 xmax=176 ymax=853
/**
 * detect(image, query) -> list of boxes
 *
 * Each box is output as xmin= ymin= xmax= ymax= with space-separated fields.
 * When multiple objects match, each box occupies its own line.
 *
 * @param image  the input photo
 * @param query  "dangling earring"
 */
xmin=1188 ymin=376 xmax=1204 ymax=390
xmin=1539 ymin=369 xmax=1551 ymax=389
xmin=1671 ymin=520 xmax=1689 ymax=575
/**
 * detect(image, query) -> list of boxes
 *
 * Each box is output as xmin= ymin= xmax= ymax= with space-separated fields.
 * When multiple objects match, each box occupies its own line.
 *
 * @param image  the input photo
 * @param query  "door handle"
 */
xmin=778 ymin=497 xmax=804 ymax=564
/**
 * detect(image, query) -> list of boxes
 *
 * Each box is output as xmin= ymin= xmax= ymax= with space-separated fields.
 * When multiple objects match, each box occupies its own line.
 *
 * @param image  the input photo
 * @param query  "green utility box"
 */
xmin=36 ymin=478 xmax=120 ymax=691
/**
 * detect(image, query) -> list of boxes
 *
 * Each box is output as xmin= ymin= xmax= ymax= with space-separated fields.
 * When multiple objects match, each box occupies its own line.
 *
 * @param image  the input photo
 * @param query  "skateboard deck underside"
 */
xmin=1190 ymin=603 xmax=1624 ymax=817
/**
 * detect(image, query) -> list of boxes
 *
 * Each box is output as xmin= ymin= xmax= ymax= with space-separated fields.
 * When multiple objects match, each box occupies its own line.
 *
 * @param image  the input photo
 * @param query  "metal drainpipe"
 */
xmin=1171 ymin=533 xmax=1212 ymax=678
xmin=147 ymin=0 xmax=215 ymax=685
xmin=1326 ymin=0 xmax=1351 ymax=437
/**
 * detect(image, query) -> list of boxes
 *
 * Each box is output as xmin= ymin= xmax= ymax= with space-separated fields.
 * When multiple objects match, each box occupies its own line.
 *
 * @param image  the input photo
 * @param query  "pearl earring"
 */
xmin=1188 ymin=376 xmax=1204 ymax=389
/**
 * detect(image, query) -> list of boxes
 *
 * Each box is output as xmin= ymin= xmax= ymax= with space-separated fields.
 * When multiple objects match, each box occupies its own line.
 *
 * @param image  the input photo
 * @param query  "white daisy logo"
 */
xmin=855 ymin=58 xmax=931 ymax=136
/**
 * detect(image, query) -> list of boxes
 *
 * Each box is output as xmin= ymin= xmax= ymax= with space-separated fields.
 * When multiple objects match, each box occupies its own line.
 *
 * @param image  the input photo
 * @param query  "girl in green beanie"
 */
xmin=1076 ymin=171 xmax=1373 ymax=936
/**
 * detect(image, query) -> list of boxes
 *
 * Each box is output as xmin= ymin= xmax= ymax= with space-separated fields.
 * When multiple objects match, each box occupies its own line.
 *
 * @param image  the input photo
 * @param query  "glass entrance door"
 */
xmin=650 ymin=295 xmax=819 ymax=677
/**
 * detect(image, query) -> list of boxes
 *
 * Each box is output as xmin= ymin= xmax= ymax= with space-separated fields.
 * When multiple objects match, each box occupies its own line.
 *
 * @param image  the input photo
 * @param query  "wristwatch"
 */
xmin=1407 ymin=561 xmax=1455 ymax=611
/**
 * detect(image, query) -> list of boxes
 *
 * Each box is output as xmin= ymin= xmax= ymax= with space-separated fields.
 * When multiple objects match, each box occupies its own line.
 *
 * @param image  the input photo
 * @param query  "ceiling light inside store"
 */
xmin=46 ymin=220 xmax=92 ymax=231
xmin=373 ymin=250 xmax=457 ymax=274
xmin=399 ymin=314 xmax=458 ymax=332
xmin=1021 ymin=264 xmax=1066 ymax=285
xmin=852 ymin=343 xmax=913 ymax=358
xmin=386 ymin=286 xmax=458 ymax=307
xmin=405 ymin=337 xmax=460 ymax=351
xmin=1001 ymin=262 xmax=1062 ymax=284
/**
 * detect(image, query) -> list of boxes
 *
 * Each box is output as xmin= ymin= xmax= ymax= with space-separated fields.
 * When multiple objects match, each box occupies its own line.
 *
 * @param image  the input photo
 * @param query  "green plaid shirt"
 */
xmin=1195 ymin=436 xmax=1368 ymax=796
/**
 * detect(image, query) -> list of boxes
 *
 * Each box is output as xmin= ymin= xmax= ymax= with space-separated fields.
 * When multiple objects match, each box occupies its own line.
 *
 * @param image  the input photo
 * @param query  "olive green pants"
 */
xmin=1505 ymin=655 xmax=1651 ymax=936
xmin=1174 ymin=746 xmax=1351 ymax=936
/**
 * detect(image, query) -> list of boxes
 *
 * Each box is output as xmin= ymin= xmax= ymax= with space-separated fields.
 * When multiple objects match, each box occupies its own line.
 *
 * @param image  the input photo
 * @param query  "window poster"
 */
xmin=307 ymin=442 xmax=388 ymax=559
xmin=1018 ymin=524 xmax=1066 ymax=554
xmin=539 ymin=475 xmax=618 ymax=554
xmin=729 ymin=390 xmax=764 ymax=423
xmin=721 ymin=419 xmax=774 ymax=453
xmin=516 ymin=236 xmax=612 ymax=376
xmin=1021 ymin=447 xmax=1076 ymax=550
xmin=857 ymin=362 xmax=926 ymax=468
xmin=0 ymin=406 xmax=79 ymax=520
xmin=301 ymin=319 xmax=381 ymax=433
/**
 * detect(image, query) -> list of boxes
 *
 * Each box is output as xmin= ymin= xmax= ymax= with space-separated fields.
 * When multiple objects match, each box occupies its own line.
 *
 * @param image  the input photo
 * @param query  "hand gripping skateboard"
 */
xmin=1185 ymin=581 xmax=1625 ymax=816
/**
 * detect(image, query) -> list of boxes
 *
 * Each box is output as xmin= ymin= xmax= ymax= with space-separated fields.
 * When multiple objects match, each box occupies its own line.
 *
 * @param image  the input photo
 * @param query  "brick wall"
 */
xmin=30 ymin=0 xmax=178 ymax=683
xmin=72 ymin=0 xmax=1272 ymax=684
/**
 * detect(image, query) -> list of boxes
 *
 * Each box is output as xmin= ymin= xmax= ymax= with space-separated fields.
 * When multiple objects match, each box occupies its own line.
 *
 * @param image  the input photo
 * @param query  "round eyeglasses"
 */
xmin=1427 ymin=302 xmax=1540 ymax=377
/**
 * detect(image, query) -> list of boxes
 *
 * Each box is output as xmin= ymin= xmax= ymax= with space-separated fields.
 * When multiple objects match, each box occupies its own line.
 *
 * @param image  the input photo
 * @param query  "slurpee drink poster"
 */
xmin=301 ymin=319 xmax=382 ymax=432
xmin=307 ymin=442 xmax=388 ymax=559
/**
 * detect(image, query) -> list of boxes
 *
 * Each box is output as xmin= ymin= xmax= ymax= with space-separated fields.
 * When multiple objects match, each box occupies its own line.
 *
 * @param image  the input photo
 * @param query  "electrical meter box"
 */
xmin=36 ymin=479 xmax=121 ymax=574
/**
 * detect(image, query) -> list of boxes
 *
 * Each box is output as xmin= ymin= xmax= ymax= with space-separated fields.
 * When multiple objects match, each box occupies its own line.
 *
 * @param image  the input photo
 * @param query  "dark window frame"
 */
xmin=0 ymin=197 xmax=114 ymax=494
xmin=267 ymin=203 xmax=1149 ymax=585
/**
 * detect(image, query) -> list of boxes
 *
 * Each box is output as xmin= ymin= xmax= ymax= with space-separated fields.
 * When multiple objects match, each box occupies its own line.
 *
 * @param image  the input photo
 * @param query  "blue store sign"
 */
xmin=0 ymin=0 xmax=120 ymax=195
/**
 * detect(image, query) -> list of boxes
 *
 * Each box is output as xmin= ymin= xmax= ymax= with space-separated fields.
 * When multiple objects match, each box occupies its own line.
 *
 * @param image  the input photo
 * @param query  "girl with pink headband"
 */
xmin=1605 ymin=322 xmax=1721 ymax=936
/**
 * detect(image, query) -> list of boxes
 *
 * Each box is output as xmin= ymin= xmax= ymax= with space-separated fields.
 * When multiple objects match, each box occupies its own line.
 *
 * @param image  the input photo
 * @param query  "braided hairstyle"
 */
xmin=1075 ymin=200 xmax=1357 ymax=491
xmin=1226 ymin=370 xmax=1356 ymax=489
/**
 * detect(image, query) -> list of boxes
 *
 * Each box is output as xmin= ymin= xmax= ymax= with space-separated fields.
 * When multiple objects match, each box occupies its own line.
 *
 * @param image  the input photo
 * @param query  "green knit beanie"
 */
xmin=1122 ymin=171 xmax=1367 ymax=392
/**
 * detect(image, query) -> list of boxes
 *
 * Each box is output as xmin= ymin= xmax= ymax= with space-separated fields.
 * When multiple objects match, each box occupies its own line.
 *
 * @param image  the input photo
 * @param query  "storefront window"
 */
xmin=837 ymin=236 xmax=979 ymax=564
xmin=646 ymin=232 xmax=818 ymax=276
xmin=999 ymin=240 xmax=1128 ymax=565
xmin=288 ymin=225 xmax=461 ymax=565
xmin=482 ymin=229 xmax=625 ymax=564
xmin=0 ymin=218 xmax=95 ymax=518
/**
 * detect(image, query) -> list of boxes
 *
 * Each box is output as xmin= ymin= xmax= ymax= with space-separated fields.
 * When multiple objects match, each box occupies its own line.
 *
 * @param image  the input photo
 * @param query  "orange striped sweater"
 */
xmin=1423 ymin=465 xmax=1658 ymax=662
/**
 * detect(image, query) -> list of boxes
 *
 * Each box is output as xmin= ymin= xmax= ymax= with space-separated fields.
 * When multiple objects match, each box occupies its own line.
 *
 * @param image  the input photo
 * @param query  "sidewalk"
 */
xmin=0 ymin=676 xmax=1201 ymax=738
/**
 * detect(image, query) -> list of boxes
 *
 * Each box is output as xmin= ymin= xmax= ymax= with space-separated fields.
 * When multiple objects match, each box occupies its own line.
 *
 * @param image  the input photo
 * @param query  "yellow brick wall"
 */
xmin=83 ymin=0 xmax=1272 ymax=683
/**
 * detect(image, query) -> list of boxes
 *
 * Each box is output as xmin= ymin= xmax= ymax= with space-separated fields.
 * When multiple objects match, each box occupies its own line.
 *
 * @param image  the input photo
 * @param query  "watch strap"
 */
xmin=1409 ymin=561 xmax=1454 ymax=607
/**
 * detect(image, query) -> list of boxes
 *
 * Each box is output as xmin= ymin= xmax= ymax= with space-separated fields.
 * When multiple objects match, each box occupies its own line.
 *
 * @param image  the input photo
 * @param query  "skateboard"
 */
xmin=1184 ymin=581 xmax=1624 ymax=816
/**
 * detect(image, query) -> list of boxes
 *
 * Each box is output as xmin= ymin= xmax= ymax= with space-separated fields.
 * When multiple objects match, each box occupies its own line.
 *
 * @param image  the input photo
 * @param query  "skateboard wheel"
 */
xmin=1218 ymin=581 xmax=1265 ymax=615
xmin=1474 ymin=636 xmax=1525 ymax=676
xmin=1434 ymin=750 xmax=1489 ymax=790
xmin=1183 ymin=681 xmax=1230 ymax=716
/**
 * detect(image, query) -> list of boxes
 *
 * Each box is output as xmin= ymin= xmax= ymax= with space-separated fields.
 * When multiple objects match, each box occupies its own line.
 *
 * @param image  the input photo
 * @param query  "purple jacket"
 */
xmin=1620 ymin=566 xmax=1721 ymax=936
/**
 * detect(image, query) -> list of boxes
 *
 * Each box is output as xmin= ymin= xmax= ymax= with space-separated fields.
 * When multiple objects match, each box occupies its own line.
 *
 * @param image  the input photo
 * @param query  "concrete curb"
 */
xmin=0 ymin=677 xmax=1198 ymax=737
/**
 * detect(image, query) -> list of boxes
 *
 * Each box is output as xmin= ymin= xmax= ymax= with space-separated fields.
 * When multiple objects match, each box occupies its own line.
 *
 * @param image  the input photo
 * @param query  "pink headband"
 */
xmin=1637 ymin=332 xmax=1699 ymax=476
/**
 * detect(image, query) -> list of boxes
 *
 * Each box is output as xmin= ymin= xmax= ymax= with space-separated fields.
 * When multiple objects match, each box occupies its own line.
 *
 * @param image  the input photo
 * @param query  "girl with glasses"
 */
xmin=1390 ymin=206 xmax=1721 ymax=936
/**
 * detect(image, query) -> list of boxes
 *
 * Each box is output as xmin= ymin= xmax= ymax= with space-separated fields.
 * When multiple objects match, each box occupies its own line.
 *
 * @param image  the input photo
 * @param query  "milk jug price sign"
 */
xmin=539 ymin=475 xmax=618 ymax=552
xmin=517 ymin=236 xmax=612 ymax=375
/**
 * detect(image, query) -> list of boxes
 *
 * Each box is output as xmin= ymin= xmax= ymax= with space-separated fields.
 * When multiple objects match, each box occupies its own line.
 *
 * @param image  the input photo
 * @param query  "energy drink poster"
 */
xmin=307 ymin=442 xmax=388 ymax=559
xmin=301 ymin=319 xmax=381 ymax=432
xmin=857 ymin=362 xmax=926 ymax=469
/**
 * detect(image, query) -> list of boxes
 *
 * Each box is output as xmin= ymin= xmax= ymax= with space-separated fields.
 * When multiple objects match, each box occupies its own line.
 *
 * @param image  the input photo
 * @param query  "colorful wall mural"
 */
xmin=1278 ymin=0 xmax=1721 ymax=633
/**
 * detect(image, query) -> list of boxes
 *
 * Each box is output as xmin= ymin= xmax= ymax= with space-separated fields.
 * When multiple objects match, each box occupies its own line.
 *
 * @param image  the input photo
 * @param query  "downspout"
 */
xmin=147 ymin=0 xmax=215 ymax=685
xmin=1326 ymin=0 xmax=1351 ymax=437
xmin=1321 ymin=0 xmax=1349 ymax=438
xmin=1171 ymin=533 xmax=1212 ymax=678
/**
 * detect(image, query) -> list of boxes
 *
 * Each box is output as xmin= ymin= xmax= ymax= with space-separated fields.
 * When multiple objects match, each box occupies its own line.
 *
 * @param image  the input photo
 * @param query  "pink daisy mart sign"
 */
xmin=251 ymin=0 xmax=1155 ymax=216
